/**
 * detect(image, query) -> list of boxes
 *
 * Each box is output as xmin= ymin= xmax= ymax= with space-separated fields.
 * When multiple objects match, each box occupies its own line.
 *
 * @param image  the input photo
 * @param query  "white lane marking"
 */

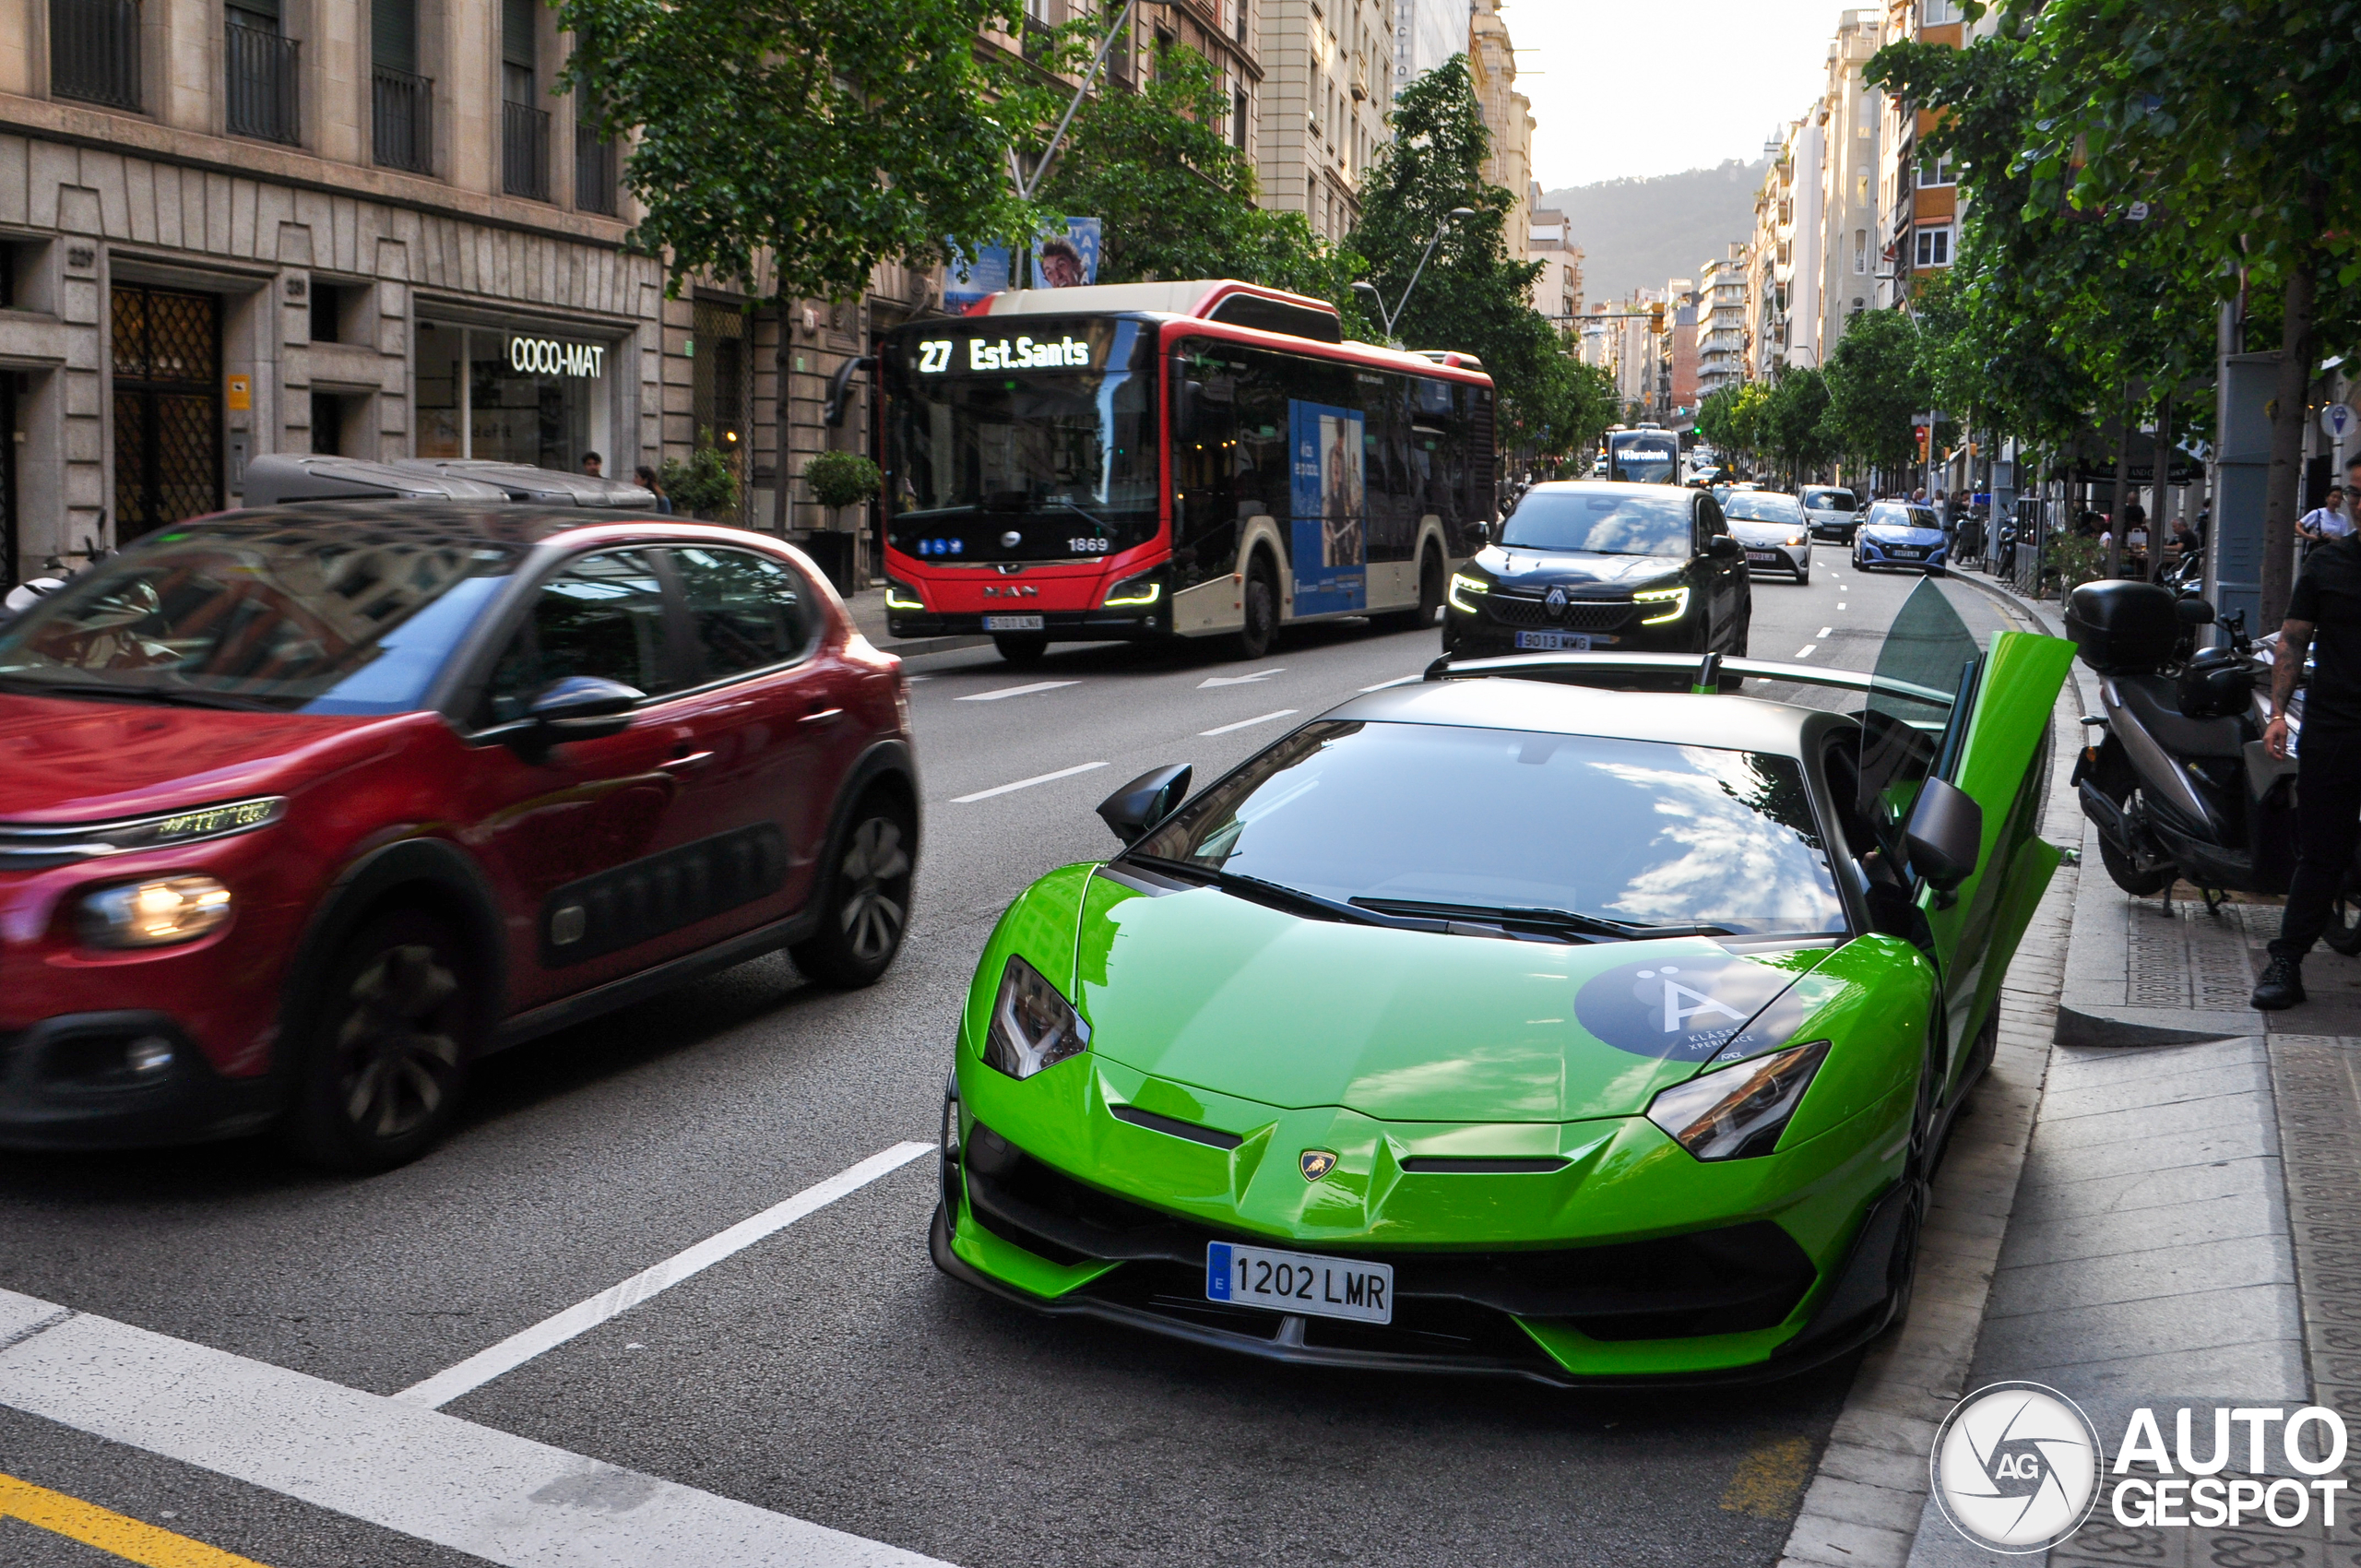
xmin=1200 ymin=708 xmax=1298 ymax=736
xmin=395 ymin=1142 xmax=933 ymax=1409
xmin=1837 ymin=602 xmax=1846 ymax=610
xmin=1818 ymin=626 xmax=1833 ymax=638
xmin=1796 ymin=645 xmax=1818 ymax=659
xmin=955 ymin=680 xmax=1079 ymax=701
xmin=0 ymin=1288 xmax=950 ymax=1568
xmin=1198 ymin=668 xmax=1286 ymax=688
xmin=951 ymin=760 xmax=1109 ymax=803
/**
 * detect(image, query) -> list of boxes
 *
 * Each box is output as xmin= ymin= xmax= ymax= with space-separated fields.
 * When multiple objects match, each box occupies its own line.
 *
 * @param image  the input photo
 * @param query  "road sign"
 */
xmin=2324 ymin=403 xmax=2355 ymax=444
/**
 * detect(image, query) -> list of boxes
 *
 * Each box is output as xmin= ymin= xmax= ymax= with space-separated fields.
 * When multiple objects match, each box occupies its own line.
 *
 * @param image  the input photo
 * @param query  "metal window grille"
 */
xmin=575 ymin=120 xmax=617 ymax=214
xmin=372 ymin=65 xmax=433 ymax=172
xmin=111 ymin=284 xmax=223 ymax=537
xmin=225 ymin=18 xmax=300 ymax=144
xmin=690 ymin=299 xmax=753 ymax=527
xmin=503 ymin=100 xmax=550 ymax=199
xmin=51 ymin=0 xmax=141 ymax=111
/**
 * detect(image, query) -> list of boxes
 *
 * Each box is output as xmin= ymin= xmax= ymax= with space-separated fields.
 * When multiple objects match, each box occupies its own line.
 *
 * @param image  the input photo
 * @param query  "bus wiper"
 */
xmin=1045 ymin=498 xmax=1113 ymax=536
xmin=1127 ymin=856 xmax=1430 ymax=931
xmin=1349 ymin=897 xmax=1738 ymax=942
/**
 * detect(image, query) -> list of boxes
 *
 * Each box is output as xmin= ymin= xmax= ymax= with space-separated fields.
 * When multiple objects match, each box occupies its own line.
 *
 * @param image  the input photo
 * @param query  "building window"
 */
xmin=502 ymin=0 xmax=550 ymax=200
xmin=1233 ymin=88 xmax=1249 ymax=150
xmin=575 ymin=109 xmax=619 ymax=214
xmin=1915 ymin=224 xmax=1952 ymax=267
xmin=1922 ymin=0 xmax=1963 ymax=22
xmin=1854 ymin=230 xmax=1867 ymax=274
xmin=372 ymin=0 xmax=433 ymax=172
xmin=50 ymin=0 xmax=141 ymax=111
xmin=224 ymin=0 xmax=301 ymax=145
xmin=1916 ymin=150 xmax=1954 ymax=187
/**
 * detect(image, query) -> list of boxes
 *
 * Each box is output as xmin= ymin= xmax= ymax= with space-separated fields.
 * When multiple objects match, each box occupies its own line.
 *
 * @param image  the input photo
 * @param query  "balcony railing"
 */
xmin=372 ymin=65 xmax=433 ymax=173
xmin=51 ymin=0 xmax=141 ymax=111
xmin=575 ymin=126 xmax=618 ymax=215
xmin=503 ymin=100 xmax=550 ymax=200
xmin=224 ymin=20 xmax=299 ymax=144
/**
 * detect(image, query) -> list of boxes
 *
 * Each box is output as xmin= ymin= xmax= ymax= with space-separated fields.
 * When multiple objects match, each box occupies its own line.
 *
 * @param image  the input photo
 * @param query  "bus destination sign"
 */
xmin=915 ymin=334 xmax=1094 ymax=374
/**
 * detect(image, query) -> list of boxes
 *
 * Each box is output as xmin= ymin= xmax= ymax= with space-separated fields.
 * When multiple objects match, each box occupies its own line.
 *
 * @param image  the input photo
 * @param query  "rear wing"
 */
xmin=1422 ymin=649 xmax=1958 ymax=710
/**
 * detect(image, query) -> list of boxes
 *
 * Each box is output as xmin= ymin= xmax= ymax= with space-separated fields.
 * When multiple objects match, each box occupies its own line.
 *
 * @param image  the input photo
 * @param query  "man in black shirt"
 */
xmin=2256 ymin=452 xmax=2361 ymax=1007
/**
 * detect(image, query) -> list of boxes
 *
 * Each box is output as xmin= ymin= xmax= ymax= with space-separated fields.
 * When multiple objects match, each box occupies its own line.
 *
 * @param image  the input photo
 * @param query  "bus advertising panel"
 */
xmin=1289 ymin=400 xmax=1367 ymax=614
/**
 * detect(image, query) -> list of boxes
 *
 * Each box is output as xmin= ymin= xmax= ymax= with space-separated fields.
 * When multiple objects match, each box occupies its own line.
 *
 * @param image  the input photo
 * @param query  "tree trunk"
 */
xmin=2148 ymin=393 xmax=2174 ymax=582
xmin=2106 ymin=387 xmax=2133 ymax=580
xmin=2261 ymin=263 xmax=2317 ymax=629
xmin=773 ymin=302 xmax=797 ymax=536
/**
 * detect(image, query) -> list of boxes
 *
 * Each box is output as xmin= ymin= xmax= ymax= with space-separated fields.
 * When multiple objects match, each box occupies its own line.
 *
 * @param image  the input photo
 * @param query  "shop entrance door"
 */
xmin=112 ymin=284 xmax=222 ymax=540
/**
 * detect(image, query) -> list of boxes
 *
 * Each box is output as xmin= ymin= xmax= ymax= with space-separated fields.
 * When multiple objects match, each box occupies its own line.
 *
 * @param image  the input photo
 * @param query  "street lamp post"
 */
xmin=1352 ymin=208 xmax=1477 ymax=342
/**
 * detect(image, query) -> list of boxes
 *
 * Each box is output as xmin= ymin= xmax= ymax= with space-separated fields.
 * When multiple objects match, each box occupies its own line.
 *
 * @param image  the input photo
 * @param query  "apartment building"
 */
xmin=1529 ymin=190 xmax=1582 ymax=328
xmin=1256 ymin=0 xmax=1388 ymax=242
xmin=1695 ymin=246 xmax=1747 ymax=399
xmin=1391 ymin=0 xmax=1469 ymax=97
xmin=1467 ymin=0 xmax=1532 ymax=260
xmin=1813 ymin=9 xmax=1884 ymax=351
xmin=1745 ymin=120 xmax=1820 ymax=379
xmin=1877 ymin=0 xmax=1987 ymax=307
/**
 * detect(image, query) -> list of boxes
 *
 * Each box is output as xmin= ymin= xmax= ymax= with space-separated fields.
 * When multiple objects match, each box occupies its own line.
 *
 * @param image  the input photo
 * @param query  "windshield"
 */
xmin=1802 ymin=489 xmax=1856 ymax=513
xmin=883 ymin=317 xmax=1157 ymax=563
xmin=1500 ymin=488 xmax=1691 ymax=556
xmin=1724 ymin=493 xmax=1805 ymax=525
xmin=1608 ymin=434 xmax=1679 ymax=484
xmin=1869 ymin=504 xmax=1940 ymax=531
xmin=0 ymin=521 xmax=519 ymax=713
xmin=1132 ymin=720 xmax=1846 ymax=936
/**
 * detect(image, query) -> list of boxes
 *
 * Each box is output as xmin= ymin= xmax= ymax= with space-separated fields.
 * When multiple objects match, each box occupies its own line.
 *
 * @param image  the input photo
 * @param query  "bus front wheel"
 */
xmin=1230 ymin=557 xmax=1278 ymax=660
xmin=991 ymin=632 xmax=1049 ymax=666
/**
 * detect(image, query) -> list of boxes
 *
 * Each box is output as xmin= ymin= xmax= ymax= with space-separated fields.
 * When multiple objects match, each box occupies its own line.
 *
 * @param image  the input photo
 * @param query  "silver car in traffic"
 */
xmin=1722 ymin=489 xmax=1813 ymax=584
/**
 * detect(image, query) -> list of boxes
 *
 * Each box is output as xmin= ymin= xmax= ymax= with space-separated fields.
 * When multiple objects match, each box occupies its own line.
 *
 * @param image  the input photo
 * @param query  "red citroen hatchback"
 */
xmin=0 ymin=505 xmax=918 ymax=1170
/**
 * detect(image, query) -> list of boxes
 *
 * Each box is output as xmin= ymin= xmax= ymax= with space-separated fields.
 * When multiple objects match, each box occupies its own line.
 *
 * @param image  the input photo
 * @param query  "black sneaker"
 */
xmin=2253 ymin=956 xmax=2306 ymax=1011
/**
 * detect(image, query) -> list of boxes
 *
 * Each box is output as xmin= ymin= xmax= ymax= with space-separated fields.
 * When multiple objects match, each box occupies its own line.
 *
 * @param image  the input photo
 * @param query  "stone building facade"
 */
xmin=1254 ymin=0 xmax=1389 ymax=243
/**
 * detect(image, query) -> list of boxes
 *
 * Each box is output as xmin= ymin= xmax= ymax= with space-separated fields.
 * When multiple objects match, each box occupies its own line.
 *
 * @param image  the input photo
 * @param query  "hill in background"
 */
xmin=1540 ymin=160 xmax=1769 ymax=303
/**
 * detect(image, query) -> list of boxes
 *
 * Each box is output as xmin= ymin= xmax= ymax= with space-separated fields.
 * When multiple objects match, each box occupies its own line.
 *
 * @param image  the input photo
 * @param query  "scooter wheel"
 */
xmin=2099 ymin=832 xmax=2173 ymax=897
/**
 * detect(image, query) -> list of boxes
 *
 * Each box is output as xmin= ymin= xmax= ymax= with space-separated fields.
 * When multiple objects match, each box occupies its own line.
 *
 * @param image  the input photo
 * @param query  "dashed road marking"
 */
xmin=0 ymin=1289 xmax=952 ymax=1568
xmin=1200 ymin=709 xmax=1298 ymax=736
xmin=1198 ymin=668 xmax=1286 ymax=688
xmin=0 ymin=1472 xmax=270 ymax=1567
xmin=955 ymin=681 xmax=1078 ymax=702
xmin=1818 ymin=627 xmax=1833 ymax=638
xmin=952 ymin=760 xmax=1109 ymax=803
xmin=396 ymin=1142 xmax=934 ymax=1409
xmin=1795 ymin=645 xmax=1818 ymax=659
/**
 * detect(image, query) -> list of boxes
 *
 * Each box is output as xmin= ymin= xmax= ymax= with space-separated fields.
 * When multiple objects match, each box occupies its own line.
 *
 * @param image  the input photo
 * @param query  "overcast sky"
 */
xmin=1511 ymin=0 xmax=1855 ymax=190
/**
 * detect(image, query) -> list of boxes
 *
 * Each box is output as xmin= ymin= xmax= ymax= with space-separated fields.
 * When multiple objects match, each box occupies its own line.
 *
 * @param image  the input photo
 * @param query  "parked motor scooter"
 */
xmin=2068 ymin=579 xmax=2361 ymax=945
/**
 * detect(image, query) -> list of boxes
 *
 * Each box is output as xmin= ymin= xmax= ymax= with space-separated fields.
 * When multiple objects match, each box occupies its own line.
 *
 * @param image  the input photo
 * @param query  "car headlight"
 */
xmin=80 ymin=875 xmax=232 ymax=948
xmin=1447 ymin=572 xmax=1489 ymax=614
xmin=1786 ymin=534 xmax=1806 ymax=547
xmin=1103 ymin=571 xmax=1161 ymax=609
xmin=884 ymin=579 xmax=924 ymax=612
xmin=1632 ymin=585 xmax=1690 ymax=624
xmin=1643 ymin=1040 xmax=1830 ymax=1160
xmin=982 ymin=955 xmax=1092 ymax=1079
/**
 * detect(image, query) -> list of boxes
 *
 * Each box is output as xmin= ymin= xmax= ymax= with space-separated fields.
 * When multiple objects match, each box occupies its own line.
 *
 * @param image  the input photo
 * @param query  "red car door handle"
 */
xmin=659 ymin=750 xmax=715 ymax=772
xmin=800 ymin=707 xmax=845 ymax=725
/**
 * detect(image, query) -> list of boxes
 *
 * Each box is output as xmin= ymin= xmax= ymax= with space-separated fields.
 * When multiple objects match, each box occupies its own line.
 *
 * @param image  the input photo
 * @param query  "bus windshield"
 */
xmin=1608 ymin=432 xmax=1679 ymax=484
xmin=883 ymin=317 xmax=1157 ymax=563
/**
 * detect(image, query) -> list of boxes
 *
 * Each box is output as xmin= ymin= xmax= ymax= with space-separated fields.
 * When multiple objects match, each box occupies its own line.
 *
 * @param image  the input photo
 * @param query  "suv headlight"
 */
xmin=982 ymin=956 xmax=1091 ymax=1079
xmin=81 ymin=875 xmax=233 ymax=948
xmin=1643 ymin=1040 xmax=1830 ymax=1160
xmin=1103 ymin=571 xmax=1162 ymax=609
xmin=1633 ymin=585 xmax=1690 ymax=624
xmin=1447 ymin=572 xmax=1489 ymax=614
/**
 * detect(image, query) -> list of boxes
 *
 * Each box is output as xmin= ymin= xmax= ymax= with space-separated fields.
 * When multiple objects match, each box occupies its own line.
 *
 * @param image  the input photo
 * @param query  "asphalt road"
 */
xmin=0 ymin=545 xmax=2022 ymax=1568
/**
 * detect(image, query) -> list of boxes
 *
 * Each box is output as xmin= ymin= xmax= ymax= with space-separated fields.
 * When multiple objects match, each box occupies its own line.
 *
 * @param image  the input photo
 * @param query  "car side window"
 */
xmin=669 ymin=546 xmax=815 ymax=681
xmin=475 ymin=550 xmax=676 ymax=727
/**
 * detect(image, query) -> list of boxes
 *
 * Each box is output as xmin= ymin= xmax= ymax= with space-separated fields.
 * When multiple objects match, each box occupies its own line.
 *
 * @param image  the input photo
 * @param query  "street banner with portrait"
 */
xmin=1030 ymin=218 xmax=1102 ymax=290
xmin=943 ymin=242 xmax=1014 ymax=311
xmin=1288 ymin=399 xmax=1367 ymax=614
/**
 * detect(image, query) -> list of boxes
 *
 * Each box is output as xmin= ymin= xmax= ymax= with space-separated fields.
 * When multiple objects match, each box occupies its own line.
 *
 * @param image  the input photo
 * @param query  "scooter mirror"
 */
xmin=2175 ymin=597 xmax=2216 ymax=627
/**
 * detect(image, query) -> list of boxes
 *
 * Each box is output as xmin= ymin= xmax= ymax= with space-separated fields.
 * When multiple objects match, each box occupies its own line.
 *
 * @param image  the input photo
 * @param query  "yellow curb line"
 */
xmin=0 ymin=1472 xmax=270 ymax=1567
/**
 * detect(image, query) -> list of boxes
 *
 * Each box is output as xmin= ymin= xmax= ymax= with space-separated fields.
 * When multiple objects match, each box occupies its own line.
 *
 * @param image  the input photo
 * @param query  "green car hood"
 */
xmin=1070 ymin=871 xmax=1831 ymax=1123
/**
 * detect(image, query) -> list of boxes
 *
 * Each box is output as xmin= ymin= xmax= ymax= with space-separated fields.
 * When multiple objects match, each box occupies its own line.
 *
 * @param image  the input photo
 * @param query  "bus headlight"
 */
xmin=1447 ymin=573 xmax=1489 ymax=614
xmin=1633 ymin=585 xmax=1691 ymax=624
xmin=884 ymin=579 xmax=924 ymax=612
xmin=1103 ymin=572 xmax=1161 ymax=609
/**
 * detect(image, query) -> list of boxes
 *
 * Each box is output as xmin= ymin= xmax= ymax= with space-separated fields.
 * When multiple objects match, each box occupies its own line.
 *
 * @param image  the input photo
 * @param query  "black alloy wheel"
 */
xmin=1231 ymin=554 xmax=1278 ymax=660
xmin=283 ymin=909 xmax=476 ymax=1172
xmin=991 ymin=632 xmax=1049 ymax=667
xmin=791 ymin=795 xmax=916 ymax=989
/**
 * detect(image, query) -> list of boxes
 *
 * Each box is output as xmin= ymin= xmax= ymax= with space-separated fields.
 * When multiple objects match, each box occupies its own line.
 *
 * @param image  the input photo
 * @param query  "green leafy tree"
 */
xmin=561 ymin=0 xmax=1039 ymax=530
xmin=1761 ymin=366 xmax=1837 ymax=488
xmin=1821 ymin=309 xmax=1928 ymax=479
xmin=1347 ymin=58 xmax=1561 ymax=452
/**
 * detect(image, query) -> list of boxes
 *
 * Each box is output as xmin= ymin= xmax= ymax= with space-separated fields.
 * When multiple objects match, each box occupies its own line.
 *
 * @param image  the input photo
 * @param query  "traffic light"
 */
xmin=1649 ymin=303 xmax=1666 ymax=335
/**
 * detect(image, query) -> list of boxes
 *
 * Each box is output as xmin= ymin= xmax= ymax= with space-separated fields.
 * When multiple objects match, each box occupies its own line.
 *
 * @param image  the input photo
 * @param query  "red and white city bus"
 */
xmin=876 ymin=280 xmax=1497 ymax=664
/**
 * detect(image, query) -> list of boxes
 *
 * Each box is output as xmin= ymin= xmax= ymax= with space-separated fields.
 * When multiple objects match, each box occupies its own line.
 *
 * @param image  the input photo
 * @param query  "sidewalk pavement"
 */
xmin=836 ymin=582 xmax=991 ymax=660
xmin=1780 ymin=567 xmax=2361 ymax=1568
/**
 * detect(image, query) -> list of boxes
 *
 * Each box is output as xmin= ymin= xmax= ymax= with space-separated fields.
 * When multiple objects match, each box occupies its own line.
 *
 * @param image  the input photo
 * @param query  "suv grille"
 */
xmin=1485 ymin=593 xmax=1633 ymax=632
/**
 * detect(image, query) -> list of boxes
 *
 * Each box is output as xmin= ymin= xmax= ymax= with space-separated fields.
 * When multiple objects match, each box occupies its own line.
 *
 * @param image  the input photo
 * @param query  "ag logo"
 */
xmin=1299 ymin=1149 xmax=1338 ymax=1182
xmin=1930 ymin=1382 xmax=2103 ymax=1552
xmin=1572 ymin=956 xmax=1797 ymax=1061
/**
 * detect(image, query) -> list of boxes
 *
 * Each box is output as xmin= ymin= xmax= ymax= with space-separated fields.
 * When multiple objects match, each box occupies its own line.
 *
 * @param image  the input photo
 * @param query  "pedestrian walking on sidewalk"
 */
xmin=2255 ymin=454 xmax=2361 ymax=1007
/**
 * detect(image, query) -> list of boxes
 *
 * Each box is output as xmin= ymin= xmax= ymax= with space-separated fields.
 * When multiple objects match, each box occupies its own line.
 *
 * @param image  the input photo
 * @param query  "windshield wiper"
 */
xmin=1349 ymin=897 xmax=1739 ymax=942
xmin=1045 ymin=498 xmax=1115 ymax=536
xmin=1127 ymin=855 xmax=1430 ymax=931
xmin=0 ymin=675 xmax=275 ymax=712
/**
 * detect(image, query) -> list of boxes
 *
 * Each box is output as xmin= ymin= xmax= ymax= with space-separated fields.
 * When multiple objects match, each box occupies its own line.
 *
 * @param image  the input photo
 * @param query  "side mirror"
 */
xmin=528 ymin=675 xmax=643 ymax=742
xmin=1469 ymin=519 xmax=1491 ymax=543
xmin=1706 ymin=534 xmax=1740 ymax=558
xmin=2175 ymin=596 xmax=2217 ymax=627
xmin=1904 ymin=776 xmax=1983 ymax=894
xmin=1097 ymin=764 xmax=1192 ymax=846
